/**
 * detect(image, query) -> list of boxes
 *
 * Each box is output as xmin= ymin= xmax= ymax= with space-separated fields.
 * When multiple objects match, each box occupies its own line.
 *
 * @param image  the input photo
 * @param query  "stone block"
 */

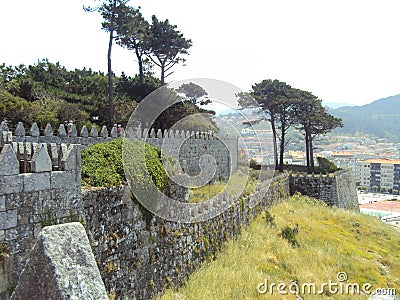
xmin=0 ymin=195 xmax=5 ymax=212
xmin=44 ymin=124 xmax=53 ymax=137
xmin=0 ymin=175 xmax=23 ymax=194
xmin=111 ymin=126 xmax=118 ymax=138
xmin=57 ymin=124 xmax=67 ymax=138
xmin=10 ymin=223 xmax=108 ymax=300
xmin=0 ymin=144 xmax=19 ymax=176
xmin=30 ymin=123 xmax=40 ymax=137
xmin=61 ymin=144 xmax=77 ymax=171
xmin=69 ymin=124 xmax=77 ymax=137
xmin=100 ymin=125 xmax=108 ymax=138
xmin=14 ymin=122 xmax=25 ymax=137
xmin=90 ymin=126 xmax=98 ymax=138
xmin=50 ymin=171 xmax=77 ymax=189
xmin=22 ymin=172 xmax=51 ymax=192
xmin=31 ymin=144 xmax=52 ymax=173
xmin=0 ymin=210 xmax=17 ymax=230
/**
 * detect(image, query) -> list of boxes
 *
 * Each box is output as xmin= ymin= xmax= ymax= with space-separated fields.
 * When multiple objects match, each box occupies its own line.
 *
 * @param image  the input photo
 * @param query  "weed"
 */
xmin=0 ymin=242 xmax=10 ymax=261
xmin=38 ymin=207 xmax=58 ymax=227
xmin=279 ymin=225 xmax=300 ymax=248
xmin=264 ymin=210 xmax=276 ymax=228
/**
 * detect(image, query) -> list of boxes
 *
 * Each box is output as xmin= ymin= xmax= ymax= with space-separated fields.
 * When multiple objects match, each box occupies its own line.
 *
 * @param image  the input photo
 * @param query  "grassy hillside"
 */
xmin=159 ymin=194 xmax=400 ymax=299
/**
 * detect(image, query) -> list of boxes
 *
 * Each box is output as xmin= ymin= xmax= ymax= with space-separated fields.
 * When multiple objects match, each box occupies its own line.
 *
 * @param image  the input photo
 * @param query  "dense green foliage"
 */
xmin=0 ymin=60 xmax=159 ymax=129
xmin=0 ymin=60 xmax=217 ymax=132
xmin=81 ymin=138 xmax=168 ymax=189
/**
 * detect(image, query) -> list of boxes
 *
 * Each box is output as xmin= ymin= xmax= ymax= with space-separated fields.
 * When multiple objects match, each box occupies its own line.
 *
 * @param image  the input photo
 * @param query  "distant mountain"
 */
xmin=323 ymin=102 xmax=357 ymax=109
xmin=329 ymin=94 xmax=400 ymax=141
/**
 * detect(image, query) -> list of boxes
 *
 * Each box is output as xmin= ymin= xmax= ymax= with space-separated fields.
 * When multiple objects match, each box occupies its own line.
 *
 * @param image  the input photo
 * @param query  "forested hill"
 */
xmin=329 ymin=94 xmax=400 ymax=141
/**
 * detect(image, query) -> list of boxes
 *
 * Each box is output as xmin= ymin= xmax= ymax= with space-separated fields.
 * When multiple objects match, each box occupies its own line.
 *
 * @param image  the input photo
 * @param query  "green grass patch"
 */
xmin=159 ymin=193 xmax=400 ymax=299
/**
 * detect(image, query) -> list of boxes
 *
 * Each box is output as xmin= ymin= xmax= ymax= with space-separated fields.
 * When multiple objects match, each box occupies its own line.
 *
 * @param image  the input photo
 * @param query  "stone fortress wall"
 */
xmin=0 ymin=120 xmax=358 ymax=299
xmin=289 ymin=170 xmax=360 ymax=211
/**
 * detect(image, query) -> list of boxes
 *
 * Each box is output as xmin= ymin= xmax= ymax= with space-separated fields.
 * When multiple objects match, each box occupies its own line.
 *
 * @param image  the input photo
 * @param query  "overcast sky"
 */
xmin=2 ymin=0 xmax=400 ymax=105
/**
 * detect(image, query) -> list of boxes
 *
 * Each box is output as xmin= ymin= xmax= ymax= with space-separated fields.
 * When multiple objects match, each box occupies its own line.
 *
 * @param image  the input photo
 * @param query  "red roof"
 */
xmin=360 ymin=200 xmax=400 ymax=213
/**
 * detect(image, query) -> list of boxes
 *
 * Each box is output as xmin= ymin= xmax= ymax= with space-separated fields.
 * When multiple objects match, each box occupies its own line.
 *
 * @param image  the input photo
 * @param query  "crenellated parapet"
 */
xmin=125 ymin=124 xmax=236 ymax=145
xmin=1 ymin=120 xmax=238 ymax=150
xmin=288 ymin=169 xmax=359 ymax=210
xmin=1 ymin=121 xmax=122 ymax=148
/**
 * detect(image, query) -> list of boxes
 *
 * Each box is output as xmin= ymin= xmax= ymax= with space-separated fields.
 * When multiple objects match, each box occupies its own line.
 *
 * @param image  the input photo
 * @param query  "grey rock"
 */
xmin=0 ymin=210 xmax=17 ymax=230
xmin=0 ymin=120 xmax=8 ymax=132
xmin=69 ymin=124 xmax=78 ymax=138
xmin=22 ymin=172 xmax=51 ymax=192
xmin=61 ymin=144 xmax=77 ymax=171
xmin=369 ymin=292 xmax=399 ymax=300
xmin=10 ymin=222 xmax=108 ymax=300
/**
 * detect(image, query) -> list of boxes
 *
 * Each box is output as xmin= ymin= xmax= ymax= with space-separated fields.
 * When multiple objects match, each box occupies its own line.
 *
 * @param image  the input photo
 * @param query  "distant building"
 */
xmin=358 ymin=159 xmax=400 ymax=193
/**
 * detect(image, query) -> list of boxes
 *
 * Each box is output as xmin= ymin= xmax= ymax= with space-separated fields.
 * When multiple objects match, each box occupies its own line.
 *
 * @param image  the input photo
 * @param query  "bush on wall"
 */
xmin=81 ymin=138 xmax=169 ymax=190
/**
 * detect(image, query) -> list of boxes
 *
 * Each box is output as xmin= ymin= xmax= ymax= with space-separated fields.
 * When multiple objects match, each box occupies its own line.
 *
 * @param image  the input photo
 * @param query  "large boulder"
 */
xmin=11 ymin=222 xmax=108 ymax=300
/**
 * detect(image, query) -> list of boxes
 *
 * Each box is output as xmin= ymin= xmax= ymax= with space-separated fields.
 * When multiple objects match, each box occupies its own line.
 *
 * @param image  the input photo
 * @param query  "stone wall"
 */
xmin=82 ymin=173 xmax=289 ymax=299
xmin=127 ymin=126 xmax=239 ymax=182
xmin=289 ymin=169 xmax=359 ymax=210
xmin=0 ymin=141 xmax=82 ymax=299
xmin=2 ymin=121 xmax=239 ymax=182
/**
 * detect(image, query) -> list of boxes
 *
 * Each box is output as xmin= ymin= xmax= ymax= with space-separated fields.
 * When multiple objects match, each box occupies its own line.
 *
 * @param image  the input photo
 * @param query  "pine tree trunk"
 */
xmin=107 ymin=0 xmax=117 ymax=127
xmin=279 ymin=127 xmax=285 ymax=172
xmin=135 ymin=47 xmax=144 ymax=85
xmin=270 ymin=117 xmax=279 ymax=170
xmin=309 ymin=135 xmax=315 ymax=172
xmin=160 ymin=64 xmax=165 ymax=85
xmin=305 ymin=128 xmax=310 ymax=171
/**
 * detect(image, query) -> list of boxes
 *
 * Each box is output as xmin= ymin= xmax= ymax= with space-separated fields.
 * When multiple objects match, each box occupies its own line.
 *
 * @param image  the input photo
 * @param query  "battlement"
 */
xmin=0 ymin=121 xmax=238 ymax=151
xmin=0 ymin=141 xmax=79 ymax=176
xmin=0 ymin=121 xmax=121 ymax=148
xmin=126 ymin=124 xmax=237 ymax=142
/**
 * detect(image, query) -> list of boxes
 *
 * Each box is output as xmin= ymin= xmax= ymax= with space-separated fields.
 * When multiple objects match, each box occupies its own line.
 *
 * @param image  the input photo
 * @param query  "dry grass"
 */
xmin=159 ymin=193 xmax=400 ymax=299
xmin=188 ymin=167 xmax=258 ymax=203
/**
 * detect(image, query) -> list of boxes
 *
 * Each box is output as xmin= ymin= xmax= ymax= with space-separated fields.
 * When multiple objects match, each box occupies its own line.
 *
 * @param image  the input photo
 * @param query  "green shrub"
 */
xmin=279 ymin=225 xmax=299 ymax=248
xmin=81 ymin=138 xmax=169 ymax=190
xmin=249 ymin=158 xmax=261 ymax=170
xmin=316 ymin=157 xmax=338 ymax=174
xmin=264 ymin=210 xmax=276 ymax=228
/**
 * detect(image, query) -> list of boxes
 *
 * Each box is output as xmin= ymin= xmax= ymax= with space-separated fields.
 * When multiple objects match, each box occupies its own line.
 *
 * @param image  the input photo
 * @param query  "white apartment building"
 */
xmin=357 ymin=159 xmax=400 ymax=192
